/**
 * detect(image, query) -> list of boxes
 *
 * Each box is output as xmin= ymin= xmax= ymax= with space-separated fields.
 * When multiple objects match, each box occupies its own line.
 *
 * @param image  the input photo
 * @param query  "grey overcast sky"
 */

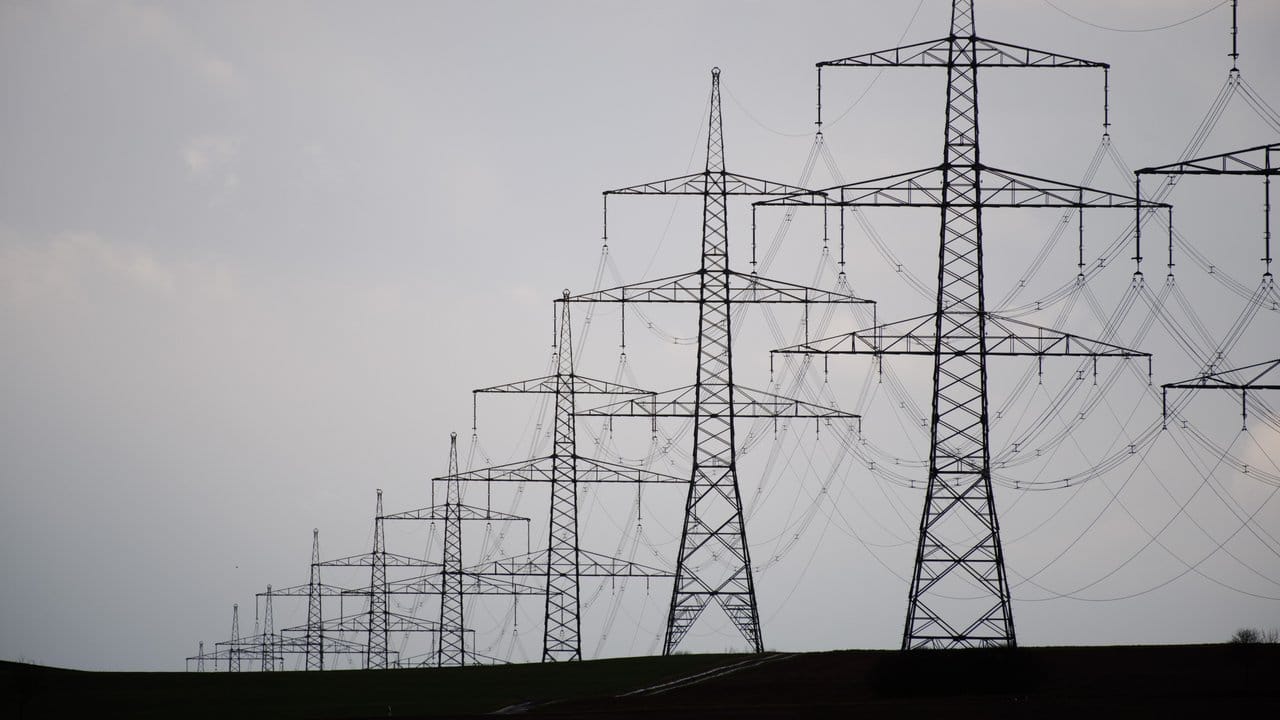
xmin=2 ymin=0 xmax=1279 ymax=671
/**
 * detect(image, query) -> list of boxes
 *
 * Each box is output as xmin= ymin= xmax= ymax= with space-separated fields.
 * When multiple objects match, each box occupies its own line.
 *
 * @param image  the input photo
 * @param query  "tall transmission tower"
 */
xmin=301 ymin=491 xmax=440 ymax=668
xmin=367 ymin=489 xmax=390 ymax=668
xmin=441 ymin=292 xmax=678 ymax=662
xmin=255 ymin=530 xmax=375 ymax=670
xmin=229 ymin=603 xmax=240 ymax=672
xmin=762 ymin=0 xmax=1159 ymax=649
xmin=439 ymin=433 xmax=465 ymax=665
xmin=568 ymin=68 xmax=871 ymax=654
xmin=379 ymin=433 xmax=532 ymax=666
xmin=260 ymin=585 xmax=275 ymax=672
xmin=307 ymin=528 xmax=323 ymax=670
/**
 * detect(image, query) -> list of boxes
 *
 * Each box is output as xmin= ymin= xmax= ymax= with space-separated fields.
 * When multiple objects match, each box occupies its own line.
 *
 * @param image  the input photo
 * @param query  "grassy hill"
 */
xmin=4 ymin=645 xmax=1279 ymax=719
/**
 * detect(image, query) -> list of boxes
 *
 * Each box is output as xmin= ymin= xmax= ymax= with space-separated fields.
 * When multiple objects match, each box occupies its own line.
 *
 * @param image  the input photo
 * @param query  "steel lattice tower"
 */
xmin=675 ymin=67 xmax=757 ymax=654
xmin=907 ymin=0 xmax=1012 ymax=650
xmin=451 ymin=293 xmax=677 ymax=662
xmin=764 ymin=0 xmax=1158 ymax=649
xmin=545 ymin=292 xmax=585 ymax=660
xmin=305 ymin=528 xmax=324 ymax=670
xmin=569 ymin=68 xmax=870 ymax=654
xmin=229 ymin=603 xmax=240 ymax=672
xmin=438 ymin=432 xmax=466 ymax=666
xmin=379 ymin=437 xmax=533 ymax=667
xmin=366 ymin=489 xmax=390 ymax=669
xmin=260 ymin=585 xmax=275 ymax=672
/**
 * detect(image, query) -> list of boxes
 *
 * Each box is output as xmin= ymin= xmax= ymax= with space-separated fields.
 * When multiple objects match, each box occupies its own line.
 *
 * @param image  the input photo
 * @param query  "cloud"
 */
xmin=0 ymin=231 xmax=178 ymax=305
xmin=181 ymin=135 xmax=239 ymax=175
xmin=105 ymin=0 xmax=239 ymax=90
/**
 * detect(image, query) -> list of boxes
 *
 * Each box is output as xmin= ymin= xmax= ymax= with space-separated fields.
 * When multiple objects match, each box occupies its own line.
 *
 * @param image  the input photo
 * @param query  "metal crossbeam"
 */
xmin=377 ymin=572 xmax=544 ymax=597
xmin=464 ymin=549 xmax=672 ymax=579
xmin=382 ymin=502 xmax=528 ymax=524
xmin=567 ymin=270 xmax=871 ymax=305
xmin=580 ymin=384 xmax=858 ymax=421
xmin=1162 ymin=358 xmax=1280 ymax=427
xmin=777 ymin=312 xmax=1150 ymax=359
xmin=756 ymin=165 xmax=1165 ymax=209
xmin=608 ymin=171 xmax=815 ymax=197
xmin=1137 ymin=142 xmax=1278 ymax=176
xmin=436 ymin=455 xmax=685 ymax=485
xmin=819 ymin=36 xmax=1104 ymax=69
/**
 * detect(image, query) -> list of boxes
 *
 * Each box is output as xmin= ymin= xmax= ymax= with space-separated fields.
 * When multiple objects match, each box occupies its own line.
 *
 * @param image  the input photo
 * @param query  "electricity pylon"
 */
xmin=306 ymin=490 xmax=439 ymax=668
xmin=255 ymin=530 xmax=371 ymax=671
xmin=567 ymin=67 xmax=871 ymax=655
xmin=260 ymin=585 xmax=275 ymax=671
xmin=229 ymin=604 xmax=240 ymax=672
xmin=762 ymin=0 xmax=1159 ymax=649
xmin=306 ymin=528 xmax=322 ymax=669
xmin=439 ymin=292 xmax=678 ymax=662
xmin=380 ymin=433 xmax=532 ymax=666
xmin=1142 ymin=142 xmax=1279 ymax=428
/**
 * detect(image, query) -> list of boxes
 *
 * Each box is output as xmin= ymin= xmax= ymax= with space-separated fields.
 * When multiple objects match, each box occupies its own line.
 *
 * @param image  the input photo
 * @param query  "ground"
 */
xmin=3 ymin=644 xmax=1278 ymax=718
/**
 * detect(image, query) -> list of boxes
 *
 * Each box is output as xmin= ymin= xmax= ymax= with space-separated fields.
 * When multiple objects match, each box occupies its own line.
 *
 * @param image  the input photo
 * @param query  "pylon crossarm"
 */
xmin=980 ymin=166 xmax=1167 ymax=208
xmin=728 ymin=271 xmax=875 ymax=304
xmin=463 ymin=549 xmax=547 ymax=576
xmin=475 ymin=374 xmax=654 ymax=397
xmin=273 ymin=634 xmax=367 ymax=654
xmin=758 ymin=165 xmax=1164 ymax=209
xmin=382 ymin=502 xmax=530 ymax=524
xmin=566 ymin=270 xmax=871 ymax=305
xmin=578 ymin=549 xmax=673 ymax=577
xmin=436 ymin=455 xmax=685 ymax=485
xmin=606 ymin=170 xmax=814 ymax=197
xmin=774 ymin=311 xmax=1150 ymax=358
xmin=463 ymin=548 xmax=673 ymax=578
xmin=315 ymin=551 xmax=440 ymax=569
xmin=574 ymin=456 xmax=687 ymax=484
xmin=1138 ymin=142 xmax=1279 ymax=176
xmin=819 ymin=35 xmax=1104 ymax=68
xmin=1163 ymin=357 xmax=1280 ymax=389
xmin=566 ymin=271 xmax=703 ymax=303
xmin=755 ymin=166 xmax=940 ymax=207
xmin=285 ymin=611 xmax=448 ymax=635
xmin=377 ymin=571 xmax=543 ymax=596
xmin=259 ymin=581 xmax=353 ymax=597
xmin=579 ymin=383 xmax=859 ymax=420
xmin=985 ymin=314 xmax=1151 ymax=357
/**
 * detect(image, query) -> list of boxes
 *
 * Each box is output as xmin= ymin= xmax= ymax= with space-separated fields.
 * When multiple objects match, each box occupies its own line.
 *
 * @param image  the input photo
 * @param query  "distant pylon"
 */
xmin=261 ymin=584 xmax=275 ymax=672
xmin=197 ymin=641 xmax=205 ymax=672
xmin=306 ymin=528 xmax=324 ymax=670
xmin=367 ymin=489 xmax=390 ymax=669
xmin=438 ymin=432 xmax=466 ymax=667
xmin=229 ymin=604 xmax=240 ymax=672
